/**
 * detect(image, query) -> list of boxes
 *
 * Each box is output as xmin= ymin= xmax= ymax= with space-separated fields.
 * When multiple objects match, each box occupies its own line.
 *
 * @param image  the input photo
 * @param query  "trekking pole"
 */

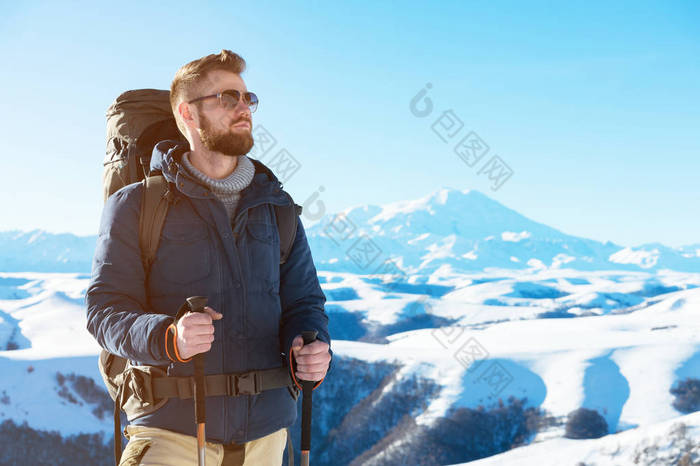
xmin=299 ymin=330 xmax=318 ymax=466
xmin=185 ymin=296 xmax=209 ymax=466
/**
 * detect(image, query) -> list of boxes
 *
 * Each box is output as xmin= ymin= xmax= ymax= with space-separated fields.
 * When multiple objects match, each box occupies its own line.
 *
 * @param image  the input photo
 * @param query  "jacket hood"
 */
xmin=150 ymin=139 xmax=188 ymax=181
xmin=150 ymin=140 xmax=284 ymax=194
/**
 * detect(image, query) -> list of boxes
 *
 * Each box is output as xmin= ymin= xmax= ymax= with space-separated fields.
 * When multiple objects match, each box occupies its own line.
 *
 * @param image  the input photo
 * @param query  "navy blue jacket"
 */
xmin=86 ymin=140 xmax=332 ymax=444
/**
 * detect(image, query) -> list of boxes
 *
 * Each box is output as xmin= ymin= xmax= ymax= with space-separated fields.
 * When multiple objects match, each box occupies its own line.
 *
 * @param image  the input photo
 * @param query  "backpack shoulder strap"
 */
xmin=274 ymin=192 xmax=303 ymax=265
xmin=107 ymin=173 xmax=171 ymax=466
xmin=249 ymin=157 xmax=302 ymax=265
xmin=138 ymin=174 xmax=172 ymax=276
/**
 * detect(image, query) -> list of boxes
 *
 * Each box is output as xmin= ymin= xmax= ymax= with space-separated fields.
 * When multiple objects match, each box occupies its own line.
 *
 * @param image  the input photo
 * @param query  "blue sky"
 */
xmin=0 ymin=1 xmax=698 ymax=247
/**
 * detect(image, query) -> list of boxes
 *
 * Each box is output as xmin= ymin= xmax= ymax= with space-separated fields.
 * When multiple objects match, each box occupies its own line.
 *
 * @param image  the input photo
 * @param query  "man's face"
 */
xmin=193 ymin=70 xmax=254 ymax=156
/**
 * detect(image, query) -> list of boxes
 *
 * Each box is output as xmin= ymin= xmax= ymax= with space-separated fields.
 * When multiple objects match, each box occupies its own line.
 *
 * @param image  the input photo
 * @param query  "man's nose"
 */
xmin=233 ymin=97 xmax=251 ymax=118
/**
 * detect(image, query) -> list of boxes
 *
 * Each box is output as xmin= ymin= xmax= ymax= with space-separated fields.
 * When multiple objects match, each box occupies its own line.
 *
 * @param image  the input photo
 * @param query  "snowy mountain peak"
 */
xmin=432 ymin=186 xmax=476 ymax=205
xmin=306 ymin=187 xmax=700 ymax=275
xmin=334 ymin=187 xmax=481 ymax=225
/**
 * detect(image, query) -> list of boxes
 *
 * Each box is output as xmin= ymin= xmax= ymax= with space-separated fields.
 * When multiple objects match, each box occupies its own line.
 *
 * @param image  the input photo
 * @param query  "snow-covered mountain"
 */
xmin=1 ymin=188 xmax=699 ymax=275
xmin=306 ymin=187 xmax=700 ymax=275
xmin=0 ymin=230 xmax=96 ymax=273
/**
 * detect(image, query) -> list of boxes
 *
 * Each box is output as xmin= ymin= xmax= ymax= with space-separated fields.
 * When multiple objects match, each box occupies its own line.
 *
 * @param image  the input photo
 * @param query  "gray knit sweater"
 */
xmin=181 ymin=152 xmax=255 ymax=221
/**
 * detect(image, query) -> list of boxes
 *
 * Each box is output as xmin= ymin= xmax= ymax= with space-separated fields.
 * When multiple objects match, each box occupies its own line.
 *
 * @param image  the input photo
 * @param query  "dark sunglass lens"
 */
xmin=246 ymin=92 xmax=258 ymax=112
xmin=220 ymin=90 xmax=241 ymax=109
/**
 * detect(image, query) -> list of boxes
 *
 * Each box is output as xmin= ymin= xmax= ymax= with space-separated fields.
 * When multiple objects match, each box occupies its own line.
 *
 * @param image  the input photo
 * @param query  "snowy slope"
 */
xmin=0 ymin=273 xmax=109 ymax=437
xmin=0 ymin=267 xmax=697 ymax=451
xmin=331 ymin=277 xmax=700 ymax=433
xmin=458 ymin=411 xmax=700 ymax=465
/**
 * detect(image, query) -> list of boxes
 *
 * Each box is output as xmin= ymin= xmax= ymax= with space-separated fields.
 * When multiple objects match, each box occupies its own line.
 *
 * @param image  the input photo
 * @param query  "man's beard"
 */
xmin=198 ymin=112 xmax=254 ymax=156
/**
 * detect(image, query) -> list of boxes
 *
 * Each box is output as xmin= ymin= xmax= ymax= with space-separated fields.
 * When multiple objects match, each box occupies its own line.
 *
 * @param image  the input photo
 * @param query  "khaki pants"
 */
xmin=119 ymin=425 xmax=288 ymax=466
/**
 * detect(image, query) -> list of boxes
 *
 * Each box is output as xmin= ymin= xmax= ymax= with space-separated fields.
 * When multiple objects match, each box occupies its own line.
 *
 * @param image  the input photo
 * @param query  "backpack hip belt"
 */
xmin=151 ymin=366 xmax=296 ymax=400
xmin=119 ymin=365 xmax=296 ymax=418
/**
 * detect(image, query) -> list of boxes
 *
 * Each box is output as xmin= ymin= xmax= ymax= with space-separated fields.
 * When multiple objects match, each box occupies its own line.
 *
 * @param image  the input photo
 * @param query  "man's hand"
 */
xmin=176 ymin=306 xmax=222 ymax=360
xmin=291 ymin=335 xmax=331 ymax=381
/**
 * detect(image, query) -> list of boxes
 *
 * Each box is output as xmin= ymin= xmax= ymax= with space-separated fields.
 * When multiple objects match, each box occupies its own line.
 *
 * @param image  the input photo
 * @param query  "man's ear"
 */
xmin=178 ymin=101 xmax=198 ymax=130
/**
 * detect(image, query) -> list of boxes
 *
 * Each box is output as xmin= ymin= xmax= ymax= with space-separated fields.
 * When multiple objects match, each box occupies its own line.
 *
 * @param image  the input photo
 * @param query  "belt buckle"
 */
xmin=234 ymin=372 xmax=261 ymax=396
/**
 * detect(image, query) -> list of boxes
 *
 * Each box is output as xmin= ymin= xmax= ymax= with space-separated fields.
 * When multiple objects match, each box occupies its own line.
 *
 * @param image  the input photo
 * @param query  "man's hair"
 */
xmin=170 ymin=49 xmax=247 ymax=136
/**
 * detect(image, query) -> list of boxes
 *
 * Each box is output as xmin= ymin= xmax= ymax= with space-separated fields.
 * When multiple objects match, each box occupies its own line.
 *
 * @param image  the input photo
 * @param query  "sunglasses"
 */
xmin=188 ymin=89 xmax=259 ymax=113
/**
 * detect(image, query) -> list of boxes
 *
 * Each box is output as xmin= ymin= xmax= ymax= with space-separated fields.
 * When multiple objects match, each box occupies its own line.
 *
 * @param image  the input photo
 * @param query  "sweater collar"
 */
xmin=180 ymin=151 xmax=255 ymax=196
xmin=150 ymin=140 xmax=288 ymax=208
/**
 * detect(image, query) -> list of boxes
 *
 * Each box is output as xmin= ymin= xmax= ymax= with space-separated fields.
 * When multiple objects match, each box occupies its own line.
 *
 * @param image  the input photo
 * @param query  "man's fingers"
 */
xmin=175 ymin=309 xmax=218 ymax=358
xmin=180 ymin=326 xmax=216 ymax=340
xmin=180 ymin=313 xmax=217 ymax=333
xmin=183 ymin=312 xmax=214 ymax=325
xmin=295 ymin=371 xmax=325 ymax=381
xmin=195 ymin=343 xmax=212 ymax=353
xmin=190 ymin=334 xmax=215 ymax=345
xmin=295 ymin=353 xmax=331 ymax=370
xmin=295 ymin=341 xmax=329 ymax=355
xmin=182 ymin=332 xmax=215 ymax=344
xmin=182 ymin=322 xmax=215 ymax=335
xmin=296 ymin=361 xmax=328 ymax=372
xmin=183 ymin=308 xmax=222 ymax=324
xmin=204 ymin=307 xmax=223 ymax=320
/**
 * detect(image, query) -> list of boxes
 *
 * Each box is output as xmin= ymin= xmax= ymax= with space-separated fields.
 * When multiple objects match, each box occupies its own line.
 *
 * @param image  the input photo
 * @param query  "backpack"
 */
xmin=103 ymin=89 xmax=185 ymax=202
xmin=100 ymin=89 xmax=301 ymax=465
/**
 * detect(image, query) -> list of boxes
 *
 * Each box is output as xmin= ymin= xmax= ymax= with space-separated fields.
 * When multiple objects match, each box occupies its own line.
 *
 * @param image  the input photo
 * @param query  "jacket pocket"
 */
xmin=247 ymin=222 xmax=275 ymax=244
xmin=245 ymin=222 xmax=279 ymax=282
xmin=155 ymin=222 xmax=212 ymax=285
